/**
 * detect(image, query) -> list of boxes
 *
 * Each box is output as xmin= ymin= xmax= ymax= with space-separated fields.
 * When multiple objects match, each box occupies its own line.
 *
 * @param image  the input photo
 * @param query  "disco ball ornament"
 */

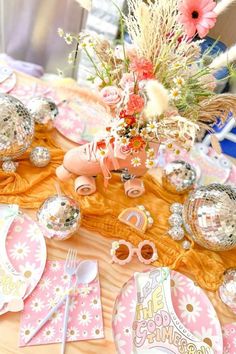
xmin=219 ymin=268 xmax=236 ymax=314
xmin=30 ymin=146 xmax=51 ymax=167
xmin=37 ymin=195 xmax=81 ymax=240
xmin=2 ymin=160 xmax=18 ymax=173
xmin=183 ymin=184 xmax=236 ymax=251
xmin=27 ymin=97 xmax=58 ymax=125
xmin=0 ymin=94 xmax=34 ymax=169
xmin=170 ymin=203 xmax=183 ymax=215
xmin=162 ymin=160 xmax=197 ymax=194
xmin=168 ymin=213 xmax=183 ymax=227
xmin=168 ymin=226 xmax=185 ymax=240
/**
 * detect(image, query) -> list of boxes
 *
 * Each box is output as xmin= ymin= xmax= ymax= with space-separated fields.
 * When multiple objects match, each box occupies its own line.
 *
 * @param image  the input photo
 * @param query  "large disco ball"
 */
xmin=183 ymin=184 xmax=236 ymax=251
xmin=0 ymin=94 xmax=34 ymax=162
xmin=162 ymin=160 xmax=197 ymax=194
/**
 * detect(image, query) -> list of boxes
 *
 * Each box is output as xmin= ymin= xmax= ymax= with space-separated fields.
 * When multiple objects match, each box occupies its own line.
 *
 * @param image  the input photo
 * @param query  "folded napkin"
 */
xmin=19 ymin=260 xmax=104 ymax=346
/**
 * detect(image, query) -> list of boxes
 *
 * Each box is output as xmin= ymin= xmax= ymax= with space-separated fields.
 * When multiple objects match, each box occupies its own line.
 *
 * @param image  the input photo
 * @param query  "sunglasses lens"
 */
xmin=140 ymin=244 xmax=154 ymax=260
xmin=115 ymin=244 xmax=130 ymax=260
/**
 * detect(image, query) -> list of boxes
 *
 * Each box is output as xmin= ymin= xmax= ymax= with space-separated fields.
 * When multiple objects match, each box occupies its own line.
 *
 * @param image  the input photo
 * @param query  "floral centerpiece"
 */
xmin=59 ymin=0 xmax=236 ymax=170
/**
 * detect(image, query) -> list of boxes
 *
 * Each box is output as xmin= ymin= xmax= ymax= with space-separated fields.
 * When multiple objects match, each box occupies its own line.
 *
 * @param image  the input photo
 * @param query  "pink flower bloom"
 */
xmin=100 ymin=86 xmax=122 ymax=106
xmin=130 ymin=57 xmax=154 ymax=81
xmin=119 ymin=73 xmax=136 ymax=92
xmin=178 ymin=0 xmax=217 ymax=39
xmin=126 ymin=94 xmax=145 ymax=115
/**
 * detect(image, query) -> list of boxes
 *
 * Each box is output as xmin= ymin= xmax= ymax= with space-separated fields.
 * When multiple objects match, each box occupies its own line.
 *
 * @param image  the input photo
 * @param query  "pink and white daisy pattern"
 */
xmin=112 ymin=270 xmax=223 ymax=354
xmin=19 ymin=260 xmax=104 ymax=347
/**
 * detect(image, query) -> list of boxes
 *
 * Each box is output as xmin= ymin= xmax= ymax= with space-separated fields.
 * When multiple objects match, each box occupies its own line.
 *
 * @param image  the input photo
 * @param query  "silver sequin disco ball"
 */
xmin=183 ymin=184 xmax=236 ymax=251
xmin=0 ymin=94 xmax=34 ymax=162
xmin=162 ymin=160 xmax=197 ymax=194
xmin=27 ymin=97 xmax=58 ymax=125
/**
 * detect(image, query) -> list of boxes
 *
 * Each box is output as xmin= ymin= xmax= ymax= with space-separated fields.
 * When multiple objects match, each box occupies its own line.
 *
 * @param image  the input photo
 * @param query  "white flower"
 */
xmin=68 ymin=52 xmax=74 ymax=64
xmin=174 ymin=76 xmax=185 ymax=87
xmin=114 ymin=334 xmax=126 ymax=354
xmin=113 ymin=302 xmax=126 ymax=325
xmin=123 ymin=284 xmax=134 ymax=297
xmin=170 ymin=272 xmax=187 ymax=296
xmin=30 ymin=298 xmax=44 ymax=313
xmin=91 ymin=326 xmax=103 ymax=338
xmin=61 ymin=273 xmax=70 ymax=284
xmin=131 ymin=157 xmax=141 ymax=167
xmin=47 ymin=297 xmax=58 ymax=309
xmin=90 ymin=296 xmax=100 ymax=310
xmin=120 ymin=137 xmax=130 ymax=146
xmin=43 ymin=326 xmax=55 ymax=341
xmin=128 ymin=128 xmax=138 ymax=137
xmin=14 ymin=225 xmax=23 ymax=233
xmin=186 ymin=279 xmax=201 ymax=295
xmin=50 ymin=310 xmax=62 ymax=325
xmin=53 ymin=285 xmax=64 ymax=297
xmin=39 ymin=277 xmax=52 ymax=291
xmin=170 ymin=87 xmax=181 ymax=100
xmin=67 ymin=326 xmax=79 ymax=341
xmin=112 ymin=241 xmax=120 ymax=250
xmin=194 ymin=326 xmax=222 ymax=352
xmin=78 ymin=286 xmax=92 ymax=297
xmin=207 ymin=307 xmax=221 ymax=329
xmin=60 ymin=119 xmax=74 ymax=130
xmin=21 ymin=324 xmax=35 ymax=342
xmin=93 ymin=77 xmax=103 ymax=87
xmin=58 ymin=28 xmax=64 ymax=37
xmin=26 ymin=223 xmax=42 ymax=241
xmin=64 ymin=33 xmax=73 ymax=45
xmin=146 ymin=148 xmax=155 ymax=158
xmin=140 ymin=128 xmax=150 ymax=139
xmin=50 ymin=261 xmax=61 ymax=272
xmin=178 ymin=294 xmax=201 ymax=323
xmin=129 ymin=299 xmax=136 ymax=313
xmin=123 ymin=327 xmax=131 ymax=336
xmin=145 ymin=159 xmax=156 ymax=169
xmin=78 ymin=310 xmax=92 ymax=326
xmin=10 ymin=242 xmax=30 ymax=260
xmin=69 ymin=297 xmax=78 ymax=312
xmin=96 ymin=148 xmax=108 ymax=158
xmin=19 ymin=262 xmax=37 ymax=281
xmin=147 ymin=121 xmax=158 ymax=132
xmin=95 ymin=314 xmax=100 ymax=321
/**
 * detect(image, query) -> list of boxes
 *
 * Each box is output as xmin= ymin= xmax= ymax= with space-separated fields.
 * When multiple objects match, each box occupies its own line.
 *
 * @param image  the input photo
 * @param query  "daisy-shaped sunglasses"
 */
xmin=110 ymin=240 xmax=158 ymax=265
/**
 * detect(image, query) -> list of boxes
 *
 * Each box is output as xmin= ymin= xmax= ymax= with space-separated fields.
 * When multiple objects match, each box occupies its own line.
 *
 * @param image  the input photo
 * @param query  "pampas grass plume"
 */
xmin=145 ymin=80 xmax=169 ymax=118
xmin=209 ymin=44 xmax=236 ymax=70
xmin=214 ymin=0 xmax=236 ymax=15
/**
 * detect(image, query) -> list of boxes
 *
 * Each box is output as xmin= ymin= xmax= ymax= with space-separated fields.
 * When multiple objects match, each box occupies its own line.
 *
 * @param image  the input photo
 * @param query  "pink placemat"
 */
xmin=112 ymin=270 xmax=223 ymax=354
xmin=222 ymin=323 xmax=236 ymax=354
xmin=19 ymin=260 xmax=104 ymax=346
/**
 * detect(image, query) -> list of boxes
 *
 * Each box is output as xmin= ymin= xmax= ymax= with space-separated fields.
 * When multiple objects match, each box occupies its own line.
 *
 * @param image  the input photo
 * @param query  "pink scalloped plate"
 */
xmin=54 ymin=98 xmax=112 ymax=144
xmin=222 ymin=323 xmax=236 ymax=354
xmin=0 ymin=72 xmax=17 ymax=93
xmin=0 ymin=213 xmax=47 ymax=315
xmin=112 ymin=270 xmax=223 ymax=354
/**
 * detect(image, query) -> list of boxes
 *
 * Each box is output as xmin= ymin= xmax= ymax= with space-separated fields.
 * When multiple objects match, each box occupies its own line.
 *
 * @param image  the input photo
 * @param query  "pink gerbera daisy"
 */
xmin=178 ymin=0 xmax=217 ymax=39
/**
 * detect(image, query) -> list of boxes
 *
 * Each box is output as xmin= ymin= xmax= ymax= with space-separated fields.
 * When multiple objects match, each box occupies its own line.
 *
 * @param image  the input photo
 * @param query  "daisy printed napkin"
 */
xmin=19 ymin=260 xmax=104 ymax=346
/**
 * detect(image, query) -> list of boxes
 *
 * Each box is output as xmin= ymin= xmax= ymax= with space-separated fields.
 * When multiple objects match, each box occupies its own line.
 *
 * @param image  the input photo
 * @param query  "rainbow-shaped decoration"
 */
xmin=118 ymin=205 xmax=153 ymax=233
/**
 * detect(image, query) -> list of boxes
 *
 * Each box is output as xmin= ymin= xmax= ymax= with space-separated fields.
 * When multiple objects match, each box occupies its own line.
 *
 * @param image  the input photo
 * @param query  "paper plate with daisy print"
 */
xmin=112 ymin=270 xmax=223 ymax=354
xmin=54 ymin=98 xmax=112 ymax=144
xmin=0 ymin=212 xmax=46 ymax=315
xmin=222 ymin=323 xmax=236 ymax=354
